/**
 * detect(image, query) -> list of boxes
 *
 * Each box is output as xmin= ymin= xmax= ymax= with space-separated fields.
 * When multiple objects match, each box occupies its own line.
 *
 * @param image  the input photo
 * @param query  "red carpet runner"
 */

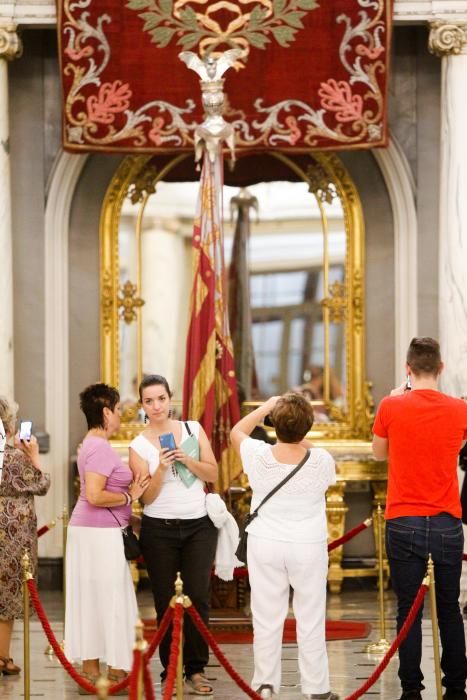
xmin=143 ymin=618 xmax=371 ymax=644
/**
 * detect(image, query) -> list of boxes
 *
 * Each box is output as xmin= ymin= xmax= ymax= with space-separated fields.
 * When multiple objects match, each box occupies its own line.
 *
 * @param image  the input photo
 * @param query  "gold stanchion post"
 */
xmin=22 ymin=550 xmax=33 ymax=700
xmin=96 ymin=674 xmax=110 ymax=699
xmin=427 ymin=555 xmax=443 ymax=700
xmin=44 ymin=520 xmax=57 ymax=655
xmin=365 ymin=505 xmax=390 ymax=653
xmin=174 ymin=572 xmax=185 ymax=700
xmin=134 ymin=618 xmax=148 ymax=700
xmin=62 ymin=504 xmax=69 ymax=647
xmin=169 ymin=572 xmax=193 ymax=699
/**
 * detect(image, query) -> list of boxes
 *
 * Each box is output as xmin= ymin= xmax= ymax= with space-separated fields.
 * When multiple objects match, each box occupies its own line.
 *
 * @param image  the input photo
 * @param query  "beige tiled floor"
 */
xmin=0 ymin=586 xmax=460 ymax=699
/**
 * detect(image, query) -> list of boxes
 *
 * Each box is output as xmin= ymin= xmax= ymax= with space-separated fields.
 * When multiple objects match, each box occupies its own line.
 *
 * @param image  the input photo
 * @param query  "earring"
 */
xmin=168 ymin=408 xmax=173 ymax=419
xmin=144 ymin=414 xmax=148 ymax=424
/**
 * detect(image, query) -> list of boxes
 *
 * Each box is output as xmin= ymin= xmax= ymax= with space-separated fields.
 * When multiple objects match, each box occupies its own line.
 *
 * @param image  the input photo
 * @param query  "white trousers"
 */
xmin=247 ymin=535 xmax=330 ymax=695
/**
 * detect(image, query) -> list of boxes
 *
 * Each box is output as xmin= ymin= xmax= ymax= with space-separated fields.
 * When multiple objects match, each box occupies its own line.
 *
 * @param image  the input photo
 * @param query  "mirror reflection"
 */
xmin=117 ymin=178 xmax=347 ymax=424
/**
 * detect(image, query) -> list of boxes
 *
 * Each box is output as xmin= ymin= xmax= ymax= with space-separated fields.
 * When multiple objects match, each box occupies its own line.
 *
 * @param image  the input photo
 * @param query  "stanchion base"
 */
xmin=364 ymin=638 xmax=391 ymax=654
xmin=44 ymin=640 xmax=64 ymax=655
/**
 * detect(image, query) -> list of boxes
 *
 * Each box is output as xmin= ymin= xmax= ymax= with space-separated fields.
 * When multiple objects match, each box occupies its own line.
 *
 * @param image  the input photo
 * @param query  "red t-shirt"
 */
xmin=373 ymin=390 xmax=467 ymax=519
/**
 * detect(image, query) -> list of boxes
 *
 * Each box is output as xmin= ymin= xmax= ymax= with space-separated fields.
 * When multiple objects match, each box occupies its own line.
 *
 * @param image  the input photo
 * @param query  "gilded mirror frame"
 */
xmin=99 ymin=151 xmax=373 ymax=442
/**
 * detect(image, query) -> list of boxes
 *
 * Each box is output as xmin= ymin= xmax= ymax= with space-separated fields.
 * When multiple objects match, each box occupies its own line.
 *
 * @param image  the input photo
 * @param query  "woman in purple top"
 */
xmin=64 ymin=384 xmax=148 ymax=692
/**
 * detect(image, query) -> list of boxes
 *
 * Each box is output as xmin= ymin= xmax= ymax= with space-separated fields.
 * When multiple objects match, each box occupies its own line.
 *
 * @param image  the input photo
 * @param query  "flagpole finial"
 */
xmin=178 ymin=49 xmax=243 ymax=165
xmin=230 ymin=188 xmax=259 ymax=223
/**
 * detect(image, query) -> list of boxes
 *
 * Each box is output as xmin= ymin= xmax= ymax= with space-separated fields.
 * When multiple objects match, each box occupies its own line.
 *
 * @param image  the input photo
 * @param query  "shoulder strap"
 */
xmin=106 ymin=507 xmax=122 ymax=528
xmin=251 ymin=448 xmax=311 ymax=516
xmin=184 ymin=421 xmax=193 ymax=437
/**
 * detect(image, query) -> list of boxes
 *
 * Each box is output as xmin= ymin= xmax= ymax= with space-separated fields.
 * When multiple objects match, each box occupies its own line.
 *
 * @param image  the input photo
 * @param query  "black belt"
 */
xmin=142 ymin=514 xmax=209 ymax=526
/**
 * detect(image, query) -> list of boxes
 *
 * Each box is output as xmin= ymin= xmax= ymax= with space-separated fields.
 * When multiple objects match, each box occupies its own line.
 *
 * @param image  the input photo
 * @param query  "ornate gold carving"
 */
xmin=121 ymin=402 xmax=140 ymax=424
xmin=326 ymin=481 xmax=348 ymax=594
xmin=306 ymin=162 xmax=336 ymax=204
xmin=127 ymin=163 xmax=159 ymax=205
xmin=352 ymin=269 xmax=364 ymax=333
xmin=429 ymin=22 xmax=467 ymax=57
xmin=321 ymin=280 xmax=346 ymax=323
xmin=101 ymin=269 xmax=114 ymax=334
xmin=101 ymin=149 xmax=370 ymax=442
xmin=0 ymin=25 xmax=22 ymax=61
xmin=117 ymin=280 xmax=145 ymax=324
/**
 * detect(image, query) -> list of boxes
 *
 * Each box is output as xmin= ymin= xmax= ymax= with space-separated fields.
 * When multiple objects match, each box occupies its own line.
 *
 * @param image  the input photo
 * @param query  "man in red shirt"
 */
xmin=373 ymin=337 xmax=467 ymax=700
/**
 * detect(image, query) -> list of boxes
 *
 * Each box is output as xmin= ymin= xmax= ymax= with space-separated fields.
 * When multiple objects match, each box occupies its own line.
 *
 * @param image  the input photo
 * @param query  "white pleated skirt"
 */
xmin=64 ymin=526 xmax=138 ymax=671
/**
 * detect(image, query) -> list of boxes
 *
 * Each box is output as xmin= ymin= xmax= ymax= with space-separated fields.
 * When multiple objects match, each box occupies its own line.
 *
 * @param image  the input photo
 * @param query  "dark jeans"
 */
xmin=140 ymin=514 xmax=218 ymax=679
xmin=386 ymin=513 xmax=467 ymax=692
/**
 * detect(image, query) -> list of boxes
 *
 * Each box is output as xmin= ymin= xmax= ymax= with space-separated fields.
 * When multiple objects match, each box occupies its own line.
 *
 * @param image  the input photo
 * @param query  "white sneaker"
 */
xmin=303 ymin=693 xmax=340 ymax=700
xmin=256 ymin=685 xmax=274 ymax=699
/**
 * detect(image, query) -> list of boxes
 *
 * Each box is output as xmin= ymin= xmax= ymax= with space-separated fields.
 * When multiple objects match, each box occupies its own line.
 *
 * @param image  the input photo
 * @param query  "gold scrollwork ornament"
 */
xmin=0 ymin=24 xmax=22 ymax=61
xmin=117 ymin=281 xmax=145 ymax=324
xmin=429 ymin=22 xmax=467 ymax=57
xmin=322 ymin=281 xmax=346 ymax=324
xmin=101 ymin=269 xmax=114 ymax=334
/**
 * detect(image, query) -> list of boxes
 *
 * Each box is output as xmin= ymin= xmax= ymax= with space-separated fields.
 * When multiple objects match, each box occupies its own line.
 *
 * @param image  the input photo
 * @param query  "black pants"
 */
xmin=140 ymin=514 xmax=218 ymax=679
xmin=386 ymin=513 xmax=467 ymax=692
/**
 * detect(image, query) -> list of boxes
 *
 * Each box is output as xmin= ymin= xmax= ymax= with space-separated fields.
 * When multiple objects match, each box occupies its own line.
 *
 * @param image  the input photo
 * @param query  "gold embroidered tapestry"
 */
xmin=58 ymin=0 xmax=392 ymax=153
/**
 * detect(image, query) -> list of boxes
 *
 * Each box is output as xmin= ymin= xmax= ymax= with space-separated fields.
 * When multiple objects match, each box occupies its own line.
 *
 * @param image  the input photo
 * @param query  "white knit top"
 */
xmin=130 ymin=421 xmax=207 ymax=519
xmin=240 ymin=438 xmax=336 ymax=543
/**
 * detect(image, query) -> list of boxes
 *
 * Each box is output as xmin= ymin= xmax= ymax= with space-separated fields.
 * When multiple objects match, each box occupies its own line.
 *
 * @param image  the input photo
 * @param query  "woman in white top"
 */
xmin=231 ymin=393 xmax=338 ymax=700
xmin=129 ymin=375 xmax=218 ymax=696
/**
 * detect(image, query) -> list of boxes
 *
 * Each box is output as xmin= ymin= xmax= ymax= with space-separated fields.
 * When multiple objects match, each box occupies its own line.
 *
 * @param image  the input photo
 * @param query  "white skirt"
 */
xmin=64 ymin=526 xmax=138 ymax=671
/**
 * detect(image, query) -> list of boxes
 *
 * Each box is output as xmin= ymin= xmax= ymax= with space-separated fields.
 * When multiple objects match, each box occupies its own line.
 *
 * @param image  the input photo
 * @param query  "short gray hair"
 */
xmin=0 ymin=396 xmax=18 ymax=434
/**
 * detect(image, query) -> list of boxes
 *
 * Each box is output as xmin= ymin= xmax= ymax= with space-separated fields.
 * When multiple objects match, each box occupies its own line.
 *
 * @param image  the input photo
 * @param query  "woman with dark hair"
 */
xmin=231 ymin=393 xmax=338 ymax=700
xmin=129 ymin=374 xmax=218 ymax=696
xmin=65 ymin=383 xmax=149 ymax=692
xmin=0 ymin=396 xmax=50 ymax=675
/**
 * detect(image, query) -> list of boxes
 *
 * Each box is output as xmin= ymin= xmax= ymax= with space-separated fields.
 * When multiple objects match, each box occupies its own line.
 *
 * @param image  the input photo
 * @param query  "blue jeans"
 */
xmin=386 ymin=513 xmax=467 ymax=692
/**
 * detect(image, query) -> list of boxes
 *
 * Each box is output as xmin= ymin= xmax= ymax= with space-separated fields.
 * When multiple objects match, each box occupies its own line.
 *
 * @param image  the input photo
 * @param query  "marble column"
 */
xmin=0 ymin=25 xmax=21 ymax=400
xmin=429 ymin=23 xmax=467 ymax=396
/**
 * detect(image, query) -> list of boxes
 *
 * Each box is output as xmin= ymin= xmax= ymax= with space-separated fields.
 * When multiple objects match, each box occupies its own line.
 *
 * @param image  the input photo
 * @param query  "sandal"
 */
xmin=186 ymin=673 xmax=213 ymax=696
xmin=78 ymin=671 xmax=99 ymax=695
xmin=108 ymin=671 xmax=130 ymax=695
xmin=0 ymin=656 xmax=21 ymax=675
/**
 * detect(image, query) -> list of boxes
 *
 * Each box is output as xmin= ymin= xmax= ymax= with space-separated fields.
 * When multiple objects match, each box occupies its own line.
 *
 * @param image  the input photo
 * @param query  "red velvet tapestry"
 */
xmin=58 ymin=0 xmax=393 ymax=153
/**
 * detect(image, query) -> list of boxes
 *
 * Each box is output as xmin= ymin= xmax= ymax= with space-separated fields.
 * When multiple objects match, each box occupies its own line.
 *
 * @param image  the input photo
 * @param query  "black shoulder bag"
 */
xmin=107 ymin=507 xmax=141 ymax=561
xmin=235 ymin=448 xmax=310 ymax=564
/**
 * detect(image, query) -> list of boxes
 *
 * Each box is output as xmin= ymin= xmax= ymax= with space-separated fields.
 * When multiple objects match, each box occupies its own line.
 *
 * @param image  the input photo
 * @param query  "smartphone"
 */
xmin=159 ymin=432 xmax=176 ymax=451
xmin=19 ymin=420 xmax=33 ymax=441
xmin=405 ymin=375 xmax=412 ymax=391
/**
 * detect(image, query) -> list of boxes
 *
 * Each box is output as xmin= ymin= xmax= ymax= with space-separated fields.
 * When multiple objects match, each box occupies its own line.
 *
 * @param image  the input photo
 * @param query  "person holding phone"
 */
xmin=373 ymin=338 xmax=467 ymax=700
xmin=129 ymin=374 xmax=218 ymax=696
xmin=0 ymin=397 xmax=50 ymax=675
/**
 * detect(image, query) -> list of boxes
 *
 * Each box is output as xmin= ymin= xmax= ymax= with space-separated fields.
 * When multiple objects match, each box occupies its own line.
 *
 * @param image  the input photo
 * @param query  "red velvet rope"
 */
xmin=37 ymin=525 xmax=51 ymax=538
xmin=128 ymin=648 xmax=142 ymax=700
xmin=163 ymin=603 xmax=184 ymax=700
xmin=144 ymin=605 xmax=174 ymax=662
xmin=463 ymin=553 xmax=467 ymax=561
xmin=328 ymin=520 xmax=371 ymax=552
xmin=344 ymin=583 xmax=429 ymax=700
xmin=144 ymin=662 xmax=155 ymax=700
xmin=26 ymin=579 xmax=130 ymax=694
xmin=186 ymin=605 xmax=263 ymax=700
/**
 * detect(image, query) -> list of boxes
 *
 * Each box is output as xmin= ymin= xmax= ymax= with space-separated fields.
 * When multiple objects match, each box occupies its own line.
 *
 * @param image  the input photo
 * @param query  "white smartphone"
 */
xmin=19 ymin=420 xmax=33 ymax=441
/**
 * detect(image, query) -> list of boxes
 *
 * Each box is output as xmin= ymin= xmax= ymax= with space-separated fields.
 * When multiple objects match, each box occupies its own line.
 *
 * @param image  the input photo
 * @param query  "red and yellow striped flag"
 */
xmin=182 ymin=152 xmax=241 ymax=492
